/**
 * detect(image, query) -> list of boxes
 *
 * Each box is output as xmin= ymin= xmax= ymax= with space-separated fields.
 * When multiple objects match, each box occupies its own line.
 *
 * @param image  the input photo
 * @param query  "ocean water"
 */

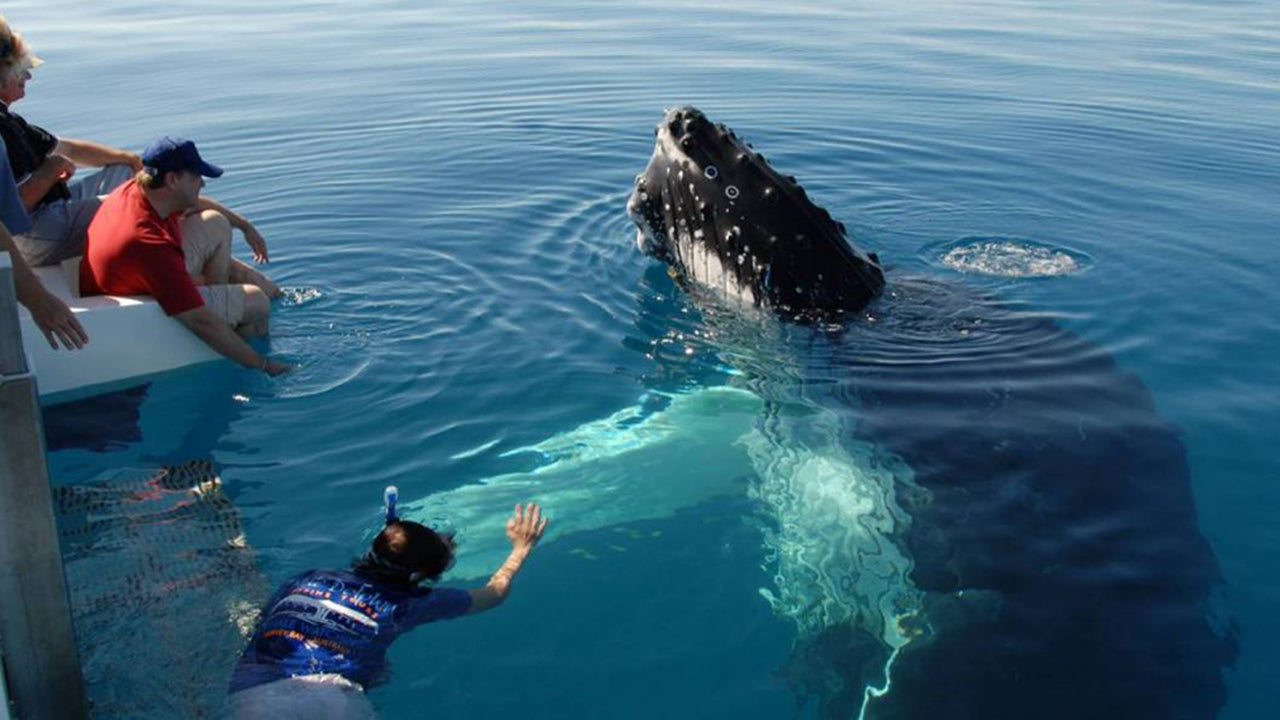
xmin=8 ymin=0 xmax=1278 ymax=717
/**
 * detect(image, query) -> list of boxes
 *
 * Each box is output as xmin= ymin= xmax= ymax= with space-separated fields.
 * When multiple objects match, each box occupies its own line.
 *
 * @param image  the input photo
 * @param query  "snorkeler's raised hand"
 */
xmin=468 ymin=503 xmax=548 ymax=614
xmin=505 ymin=503 xmax=548 ymax=551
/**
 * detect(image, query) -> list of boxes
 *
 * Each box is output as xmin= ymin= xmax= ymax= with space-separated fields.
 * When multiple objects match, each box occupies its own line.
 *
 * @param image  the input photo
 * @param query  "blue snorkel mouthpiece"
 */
xmin=384 ymin=485 xmax=399 ymax=524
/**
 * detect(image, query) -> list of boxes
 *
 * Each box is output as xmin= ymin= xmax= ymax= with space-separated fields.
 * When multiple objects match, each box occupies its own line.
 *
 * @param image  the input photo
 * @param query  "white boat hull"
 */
xmin=17 ymin=263 xmax=219 ymax=400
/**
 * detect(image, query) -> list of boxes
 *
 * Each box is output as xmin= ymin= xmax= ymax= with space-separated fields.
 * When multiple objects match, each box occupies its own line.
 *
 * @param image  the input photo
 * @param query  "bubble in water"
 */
xmin=940 ymin=239 xmax=1086 ymax=278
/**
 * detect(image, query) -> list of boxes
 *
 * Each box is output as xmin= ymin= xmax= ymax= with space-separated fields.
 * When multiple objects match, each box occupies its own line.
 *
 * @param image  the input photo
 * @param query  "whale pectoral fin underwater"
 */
xmin=398 ymin=387 xmax=764 ymax=579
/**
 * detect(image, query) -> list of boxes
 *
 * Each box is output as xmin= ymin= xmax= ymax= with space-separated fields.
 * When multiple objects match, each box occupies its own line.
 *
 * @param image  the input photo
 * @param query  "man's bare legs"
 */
xmin=180 ymin=211 xmax=275 ymax=339
xmin=181 ymin=210 xmax=232 ymax=285
xmin=230 ymin=258 xmax=282 ymax=299
xmin=181 ymin=210 xmax=281 ymax=297
xmin=236 ymin=285 xmax=271 ymax=339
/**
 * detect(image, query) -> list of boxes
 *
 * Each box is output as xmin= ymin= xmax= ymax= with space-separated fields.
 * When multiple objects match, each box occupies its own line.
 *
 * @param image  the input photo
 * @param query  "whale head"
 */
xmin=627 ymin=106 xmax=885 ymax=320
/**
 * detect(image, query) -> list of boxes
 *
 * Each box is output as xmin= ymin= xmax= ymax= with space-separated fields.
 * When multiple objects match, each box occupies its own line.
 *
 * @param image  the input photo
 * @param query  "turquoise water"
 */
xmin=11 ymin=0 xmax=1278 ymax=716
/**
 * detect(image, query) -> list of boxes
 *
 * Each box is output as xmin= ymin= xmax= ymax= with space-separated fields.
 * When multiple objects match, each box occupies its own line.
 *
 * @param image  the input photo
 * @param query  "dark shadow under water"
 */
xmin=40 ymin=372 xmax=268 ymax=717
xmin=634 ymin=265 xmax=1237 ymax=719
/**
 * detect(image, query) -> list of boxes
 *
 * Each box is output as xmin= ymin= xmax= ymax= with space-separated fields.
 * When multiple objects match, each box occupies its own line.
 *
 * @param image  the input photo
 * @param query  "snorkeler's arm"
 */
xmin=467 ymin=503 xmax=547 ymax=614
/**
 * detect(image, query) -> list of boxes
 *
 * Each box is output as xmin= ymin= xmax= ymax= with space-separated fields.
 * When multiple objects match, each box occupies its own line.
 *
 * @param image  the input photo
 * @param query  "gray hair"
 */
xmin=0 ymin=16 xmax=42 ymax=82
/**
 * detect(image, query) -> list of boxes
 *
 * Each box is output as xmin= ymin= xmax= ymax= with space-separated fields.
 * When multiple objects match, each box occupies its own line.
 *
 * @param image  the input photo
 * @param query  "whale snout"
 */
xmin=627 ymin=173 xmax=669 ymax=259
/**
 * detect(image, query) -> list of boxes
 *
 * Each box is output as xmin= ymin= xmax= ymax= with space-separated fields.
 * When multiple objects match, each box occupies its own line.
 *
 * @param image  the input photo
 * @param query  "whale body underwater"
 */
xmin=403 ymin=107 xmax=1236 ymax=718
xmin=620 ymin=107 xmax=1236 ymax=718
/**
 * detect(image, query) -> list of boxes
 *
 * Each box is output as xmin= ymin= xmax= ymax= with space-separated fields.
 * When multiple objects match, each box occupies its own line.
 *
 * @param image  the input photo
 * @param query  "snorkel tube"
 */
xmin=362 ymin=485 xmax=453 ymax=584
xmin=384 ymin=485 xmax=399 ymax=524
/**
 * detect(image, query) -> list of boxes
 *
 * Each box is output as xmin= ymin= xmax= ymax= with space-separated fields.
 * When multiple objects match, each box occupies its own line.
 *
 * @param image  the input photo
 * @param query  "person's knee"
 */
xmin=185 ymin=210 xmax=232 ymax=247
xmin=242 ymin=285 xmax=270 ymax=320
xmin=200 ymin=209 xmax=232 ymax=235
xmin=235 ymin=285 xmax=271 ymax=338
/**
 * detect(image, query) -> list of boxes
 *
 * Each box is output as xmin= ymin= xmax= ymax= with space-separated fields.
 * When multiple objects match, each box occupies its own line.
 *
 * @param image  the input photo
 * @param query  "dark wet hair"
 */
xmin=352 ymin=520 xmax=453 ymax=584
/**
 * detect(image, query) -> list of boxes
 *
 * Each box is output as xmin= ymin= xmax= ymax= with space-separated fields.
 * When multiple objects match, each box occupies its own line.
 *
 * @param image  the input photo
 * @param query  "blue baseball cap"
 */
xmin=140 ymin=136 xmax=223 ymax=178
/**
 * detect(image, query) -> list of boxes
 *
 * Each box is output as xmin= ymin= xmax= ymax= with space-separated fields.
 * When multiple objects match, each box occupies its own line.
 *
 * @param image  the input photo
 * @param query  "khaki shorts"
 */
xmin=182 ymin=216 xmax=225 ymax=277
xmin=198 ymin=285 xmax=247 ymax=326
xmin=182 ymin=215 xmax=246 ymax=325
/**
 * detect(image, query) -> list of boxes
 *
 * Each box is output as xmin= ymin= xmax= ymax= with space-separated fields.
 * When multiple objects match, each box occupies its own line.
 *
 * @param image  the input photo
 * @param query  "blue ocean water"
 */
xmin=9 ymin=0 xmax=1278 ymax=716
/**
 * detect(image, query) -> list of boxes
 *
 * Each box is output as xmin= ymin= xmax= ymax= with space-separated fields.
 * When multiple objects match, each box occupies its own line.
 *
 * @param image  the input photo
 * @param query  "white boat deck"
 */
xmin=16 ymin=259 xmax=219 ymax=399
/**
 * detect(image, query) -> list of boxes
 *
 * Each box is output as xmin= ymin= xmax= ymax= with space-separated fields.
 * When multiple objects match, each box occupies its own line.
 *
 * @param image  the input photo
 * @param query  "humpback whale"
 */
xmin=625 ymin=107 xmax=1236 ymax=718
xmin=628 ymin=107 xmax=885 ymax=319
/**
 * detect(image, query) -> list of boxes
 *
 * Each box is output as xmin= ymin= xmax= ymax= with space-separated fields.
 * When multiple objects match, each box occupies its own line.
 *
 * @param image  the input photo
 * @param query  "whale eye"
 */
xmin=704 ymin=166 xmax=719 ymax=179
xmin=725 ymin=185 xmax=740 ymax=199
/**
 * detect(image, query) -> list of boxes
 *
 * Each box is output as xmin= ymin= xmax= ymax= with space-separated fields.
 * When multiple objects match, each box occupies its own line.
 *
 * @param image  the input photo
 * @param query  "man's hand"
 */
xmin=44 ymin=154 xmax=76 ymax=182
xmin=24 ymin=287 xmax=88 ymax=350
xmin=243 ymin=225 xmax=269 ymax=264
xmin=262 ymin=358 xmax=293 ymax=376
xmin=505 ymin=503 xmax=548 ymax=552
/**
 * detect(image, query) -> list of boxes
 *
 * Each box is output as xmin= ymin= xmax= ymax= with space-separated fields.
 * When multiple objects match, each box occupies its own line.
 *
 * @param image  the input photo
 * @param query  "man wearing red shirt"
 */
xmin=80 ymin=137 xmax=289 ymax=375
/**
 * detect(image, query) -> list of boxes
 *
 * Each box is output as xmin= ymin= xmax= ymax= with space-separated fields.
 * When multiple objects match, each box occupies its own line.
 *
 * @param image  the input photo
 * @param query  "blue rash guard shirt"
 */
xmin=228 ymin=569 xmax=472 ymax=694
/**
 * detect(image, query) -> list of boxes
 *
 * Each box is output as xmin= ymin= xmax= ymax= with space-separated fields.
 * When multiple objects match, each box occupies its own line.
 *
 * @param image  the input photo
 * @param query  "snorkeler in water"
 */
xmin=225 ymin=488 xmax=548 ymax=719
